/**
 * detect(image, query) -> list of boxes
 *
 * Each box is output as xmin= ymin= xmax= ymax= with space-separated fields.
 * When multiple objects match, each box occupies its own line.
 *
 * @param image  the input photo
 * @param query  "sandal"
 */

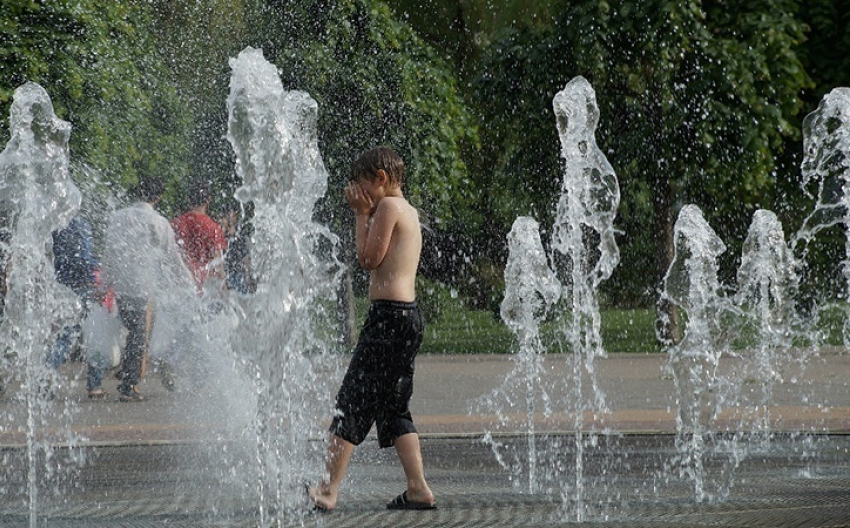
xmin=87 ymin=389 xmax=108 ymax=400
xmin=386 ymin=491 xmax=437 ymax=510
xmin=118 ymin=386 xmax=145 ymax=402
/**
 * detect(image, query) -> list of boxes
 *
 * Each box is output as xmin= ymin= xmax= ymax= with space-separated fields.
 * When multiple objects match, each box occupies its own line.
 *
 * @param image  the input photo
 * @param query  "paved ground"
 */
xmin=1 ymin=352 xmax=849 ymax=527
xmin=3 ymin=352 xmax=849 ymax=444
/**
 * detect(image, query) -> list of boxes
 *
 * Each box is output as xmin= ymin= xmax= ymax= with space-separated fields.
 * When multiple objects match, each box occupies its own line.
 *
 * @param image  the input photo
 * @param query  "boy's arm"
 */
xmin=345 ymin=181 xmax=397 ymax=271
xmin=353 ymin=201 xmax=398 ymax=270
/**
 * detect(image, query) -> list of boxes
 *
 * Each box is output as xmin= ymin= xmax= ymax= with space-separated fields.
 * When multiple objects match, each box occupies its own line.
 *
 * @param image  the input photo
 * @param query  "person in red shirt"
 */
xmin=171 ymin=180 xmax=227 ymax=291
xmin=156 ymin=180 xmax=226 ymax=392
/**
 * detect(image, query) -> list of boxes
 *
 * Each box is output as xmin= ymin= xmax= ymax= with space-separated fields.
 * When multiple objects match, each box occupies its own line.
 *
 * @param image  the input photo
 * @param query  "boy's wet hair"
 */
xmin=351 ymin=146 xmax=404 ymax=188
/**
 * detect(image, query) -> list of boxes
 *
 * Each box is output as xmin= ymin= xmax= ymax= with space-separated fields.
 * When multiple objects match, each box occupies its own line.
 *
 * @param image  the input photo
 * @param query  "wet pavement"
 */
xmin=1 ymin=352 xmax=849 ymax=527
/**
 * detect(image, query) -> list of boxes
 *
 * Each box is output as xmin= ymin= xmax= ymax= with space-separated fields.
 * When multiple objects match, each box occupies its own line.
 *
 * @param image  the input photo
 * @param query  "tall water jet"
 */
xmin=0 ymin=82 xmax=82 ymax=528
xmin=225 ymin=47 xmax=340 ymax=524
xmin=735 ymin=209 xmax=799 ymax=445
xmin=480 ymin=216 xmax=560 ymax=493
xmin=549 ymin=76 xmax=620 ymax=520
xmin=794 ymin=88 xmax=850 ymax=343
xmin=661 ymin=204 xmax=741 ymax=502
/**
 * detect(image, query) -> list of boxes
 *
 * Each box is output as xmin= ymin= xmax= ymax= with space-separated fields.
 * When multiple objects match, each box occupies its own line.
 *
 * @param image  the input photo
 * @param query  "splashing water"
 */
xmin=475 ymin=75 xmax=619 ymax=520
xmin=549 ymin=76 xmax=620 ymax=520
xmin=480 ymin=216 xmax=559 ymax=493
xmin=0 ymin=82 xmax=83 ymax=528
xmin=735 ymin=210 xmax=800 ymax=446
xmin=225 ymin=47 xmax=341 ymax=524
xmin=661 ymin=204 xmax=744 ymax=502
xmin=794 ymin=88 xmax=850 ymax=344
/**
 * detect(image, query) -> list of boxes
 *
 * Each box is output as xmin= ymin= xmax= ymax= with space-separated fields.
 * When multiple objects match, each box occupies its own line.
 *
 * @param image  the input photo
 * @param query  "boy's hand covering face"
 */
xmin=345 ymin=181 xmax=373 ymax=215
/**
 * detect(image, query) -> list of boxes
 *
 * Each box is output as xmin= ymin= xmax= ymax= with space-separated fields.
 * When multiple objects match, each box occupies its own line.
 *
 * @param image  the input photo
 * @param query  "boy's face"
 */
xmin=354 ymin=170 xmax=389 ymax=202
xmin=355 ymin=177 xmax=379 ymax=203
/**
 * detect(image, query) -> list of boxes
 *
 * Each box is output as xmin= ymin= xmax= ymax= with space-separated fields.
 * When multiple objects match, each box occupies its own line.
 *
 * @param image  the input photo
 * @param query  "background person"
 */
xmin=46 ymin=215 xmax=108 ymax=398
xmin=102 ymin=175 xmax=192 ymax=402
xmin=220 ymin=200 xmax=255 ymax=295
xmin=171 ymin=179 xmax=227 ymax=292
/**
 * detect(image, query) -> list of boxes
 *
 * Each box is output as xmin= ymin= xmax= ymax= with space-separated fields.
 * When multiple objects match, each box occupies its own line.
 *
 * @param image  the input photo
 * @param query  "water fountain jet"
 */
xmin=794 ymin=87 xmax=850 ymax=345
xmin=735 ymin=209 xmax=800 ymax=447
xmin=224 ymin=46 xmax=341 ymax=524
xmin=548 ymin=75 xmax=620 ymax=520
xmin=0 ymin=82 xmax=83 ymax=528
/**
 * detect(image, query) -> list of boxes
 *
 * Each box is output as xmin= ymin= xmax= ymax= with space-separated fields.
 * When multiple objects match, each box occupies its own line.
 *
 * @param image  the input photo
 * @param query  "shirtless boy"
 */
xmin=309 ymin=147 xmax=436 ymax=511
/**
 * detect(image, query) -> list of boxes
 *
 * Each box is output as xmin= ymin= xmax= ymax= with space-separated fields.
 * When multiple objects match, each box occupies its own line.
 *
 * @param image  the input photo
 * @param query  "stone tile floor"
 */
xmin=1 ymin=435 xmax=848 ymax=527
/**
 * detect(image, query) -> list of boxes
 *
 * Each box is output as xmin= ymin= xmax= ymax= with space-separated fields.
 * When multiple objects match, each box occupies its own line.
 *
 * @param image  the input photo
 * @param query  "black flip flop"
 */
xmin=386 ymin=491 xmax=437 ymax=510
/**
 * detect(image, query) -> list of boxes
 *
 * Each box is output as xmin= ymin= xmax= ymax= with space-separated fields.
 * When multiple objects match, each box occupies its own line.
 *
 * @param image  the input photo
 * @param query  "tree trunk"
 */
xmin=337 ymin=265 xmax=356 ymax=347
xmin=653 ymin=174 xmax=680 ymax=345
xmin=338 ymin=226 xmax=358 ymax=347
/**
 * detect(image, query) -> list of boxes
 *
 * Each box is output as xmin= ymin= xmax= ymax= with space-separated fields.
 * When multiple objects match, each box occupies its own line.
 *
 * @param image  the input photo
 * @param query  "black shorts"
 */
xmin=330 ymin=300 xmax=424 ymax=448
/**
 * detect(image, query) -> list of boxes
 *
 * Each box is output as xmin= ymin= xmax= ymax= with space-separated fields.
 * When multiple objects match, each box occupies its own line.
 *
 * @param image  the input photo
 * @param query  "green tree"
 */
xmin=797 ymin=0 xmax=850 ymax=102
xmin=254 ymin=0 xmax=479 ymax=336
xmin=144 ymin=0 xmax=254 ymax=209
xmin=472 ymin=1 xmax=810 ymax=337
xmin=779 ymin=0 xmax=850 ymax=307
xmin=1 ymin=0 xmax=191 ymax=199
xmin=388 ymin=0 xmax=556 ymax=80
xmin=261 ymin=0 xmax=477 ymax=221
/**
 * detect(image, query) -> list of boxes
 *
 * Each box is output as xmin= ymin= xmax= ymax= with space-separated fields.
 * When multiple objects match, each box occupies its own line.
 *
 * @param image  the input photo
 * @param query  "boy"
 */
xmin=309 ymin=147 xmax=436 ymax=511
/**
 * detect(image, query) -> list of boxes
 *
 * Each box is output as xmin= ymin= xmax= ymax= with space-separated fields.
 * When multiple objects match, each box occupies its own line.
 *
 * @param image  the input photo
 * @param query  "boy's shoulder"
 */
xmin=377 ymin=195 xmax=415 ymax=214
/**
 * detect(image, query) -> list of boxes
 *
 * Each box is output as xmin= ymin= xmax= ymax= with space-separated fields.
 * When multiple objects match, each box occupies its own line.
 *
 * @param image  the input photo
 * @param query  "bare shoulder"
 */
xmin=377 ymin=196 xmax=418 ymax=220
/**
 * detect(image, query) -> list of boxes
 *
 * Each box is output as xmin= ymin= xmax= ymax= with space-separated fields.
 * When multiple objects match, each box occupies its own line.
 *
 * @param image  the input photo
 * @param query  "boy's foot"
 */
xmin=306 ymin=483 xmax=337 ymax=512
xmin=117 ymin=385 xmax=145 ymax=402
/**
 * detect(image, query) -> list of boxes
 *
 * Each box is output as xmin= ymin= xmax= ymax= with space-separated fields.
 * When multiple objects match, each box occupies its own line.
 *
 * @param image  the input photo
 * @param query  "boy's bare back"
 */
xmin=345 ymin=189 xmax=421 ymax=302
xmin=365 ymin=195 xmax=421 ymax=302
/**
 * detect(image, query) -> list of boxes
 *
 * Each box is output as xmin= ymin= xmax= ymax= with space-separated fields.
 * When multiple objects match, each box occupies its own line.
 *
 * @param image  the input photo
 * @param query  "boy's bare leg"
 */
xmin=393 ymin=432 xmax=435 ymax=504
xmin=309 ymin=434 xmax=354 ymax=510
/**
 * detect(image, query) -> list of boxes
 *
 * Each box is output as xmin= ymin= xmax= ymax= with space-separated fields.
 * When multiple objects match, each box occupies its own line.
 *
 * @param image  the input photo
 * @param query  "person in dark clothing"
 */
xmin=47 ymin=216 xmax=107 ymax=398
xmin=0 ymin=216 xmax=9 ymax=396
xmin=221 ymin=202 xmax=256 ymax=294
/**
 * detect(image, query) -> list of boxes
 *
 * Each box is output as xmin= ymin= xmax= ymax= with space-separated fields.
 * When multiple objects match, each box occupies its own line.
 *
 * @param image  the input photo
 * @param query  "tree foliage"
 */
xmin=0 ymin=0 xmax=191 ymax=198
xmin=798 ymin=0 xmax=850 ymax=102
xmin=786 ymin=0 xmax=850 ymax=304
xmin=3 ymin=0 xmax=848 ymax=316
xmin=470 ymin=0 xmax=810 ymax=307
xmin=249 ymin=0 xmax=480 ymax=297
xmin=256 ymin=0 xmax=478 ymax=229
xmin=143 ymin=0 xmax=254 ymax=210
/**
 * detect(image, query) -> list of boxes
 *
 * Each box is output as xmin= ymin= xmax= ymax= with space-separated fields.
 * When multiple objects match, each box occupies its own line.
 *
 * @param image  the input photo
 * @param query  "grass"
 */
xmin=420 ymin=301 xmax=514 ymax=354
xmin=596 ymin=308 xmax=663 ymax=354
xmin=376 ymin=296 xmax=662 ymax=354
xmin=353 ymin=296 xmax=847 ymax=355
